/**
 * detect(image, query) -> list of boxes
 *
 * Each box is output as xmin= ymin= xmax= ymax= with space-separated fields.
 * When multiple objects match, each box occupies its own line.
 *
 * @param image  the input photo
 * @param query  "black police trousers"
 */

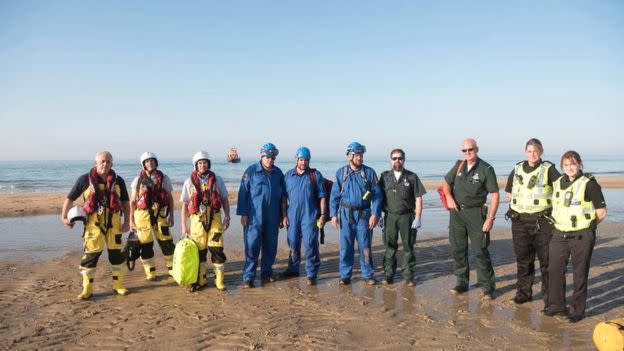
xmin=546 ymin=227 xmax=595 ymax=318
xmin=511 ymin=215 xmax=553 ymax=303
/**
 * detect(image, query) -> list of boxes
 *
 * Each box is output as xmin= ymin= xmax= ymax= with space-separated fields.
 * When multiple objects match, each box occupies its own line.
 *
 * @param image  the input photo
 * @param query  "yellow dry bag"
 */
xmin=172 ymin=238 xmax=199 ymax=286
xmin=593 ymin=318 xmax=624 ymax=351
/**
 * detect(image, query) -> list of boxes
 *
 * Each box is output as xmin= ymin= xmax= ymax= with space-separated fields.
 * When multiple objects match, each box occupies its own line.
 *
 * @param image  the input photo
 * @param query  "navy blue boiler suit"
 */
xmin=237 ymin=162 xmax=286 ymax=282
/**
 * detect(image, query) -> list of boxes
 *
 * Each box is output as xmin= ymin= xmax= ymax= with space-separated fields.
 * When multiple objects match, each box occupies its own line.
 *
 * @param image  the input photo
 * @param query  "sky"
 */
xmin=1 ymin=1 xmax=622 ymax=161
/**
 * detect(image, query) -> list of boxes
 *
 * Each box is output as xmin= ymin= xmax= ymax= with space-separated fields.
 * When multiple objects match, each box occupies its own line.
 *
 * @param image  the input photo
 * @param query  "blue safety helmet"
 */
xmin=260 ymin=143 xmax=279 ymax=157
xmin=346 ymin=142 xmax=366 ymax=156
xmin=295 ymin=147 xmax=311 ymax=160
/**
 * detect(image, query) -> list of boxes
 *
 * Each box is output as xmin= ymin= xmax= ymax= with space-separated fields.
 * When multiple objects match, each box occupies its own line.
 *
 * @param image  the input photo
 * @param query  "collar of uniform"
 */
xmin=293 ymin=167 xmax=310 ymax=177
xmin=463 ymin=158 xmax=481 ymax=174
xmin=348 ymin=164 xmax=365 ymax=174
xmin=561 ymin=171 xmax=584 ymax=187
xmin=254 ymin=161 xmax=276 ymax=174
xmin=522 ymin=159 xmax=543 ymax=173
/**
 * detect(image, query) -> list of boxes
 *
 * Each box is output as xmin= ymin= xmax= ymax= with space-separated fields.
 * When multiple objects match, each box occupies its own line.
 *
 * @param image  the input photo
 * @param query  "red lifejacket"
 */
xmin=83 ymin=168 xmax=122 ymax=215
xmin=136 ymin=169 xmax=170 ymax=210
xmin=187 ymin=170 xmax=222 ymax=215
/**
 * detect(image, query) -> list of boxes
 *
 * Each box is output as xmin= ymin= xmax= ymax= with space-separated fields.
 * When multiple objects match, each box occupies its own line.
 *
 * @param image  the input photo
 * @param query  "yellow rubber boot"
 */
xmin=77 ymin=268 xmax=95 ymax=300
xmin=198 ymin=262 xmax=208 ymax=288
xmin=214 ymin=263 xmax=226 ymax=291
xmin=142 ymin=258 xmax=157 ymax=281
xmin=111 ymin=264 xmax=129 ymax=296
xmin=164 ymin=255 xmax=173 ymax=277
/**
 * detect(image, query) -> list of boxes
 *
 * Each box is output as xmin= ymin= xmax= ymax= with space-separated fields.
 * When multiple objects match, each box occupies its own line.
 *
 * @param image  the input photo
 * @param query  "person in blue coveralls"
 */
xmin=237 ymin=143 xmax=288 ymax=288
xmin=330 ymin=142 xmax=382 ymax=285
xmin=280 ymin=147 xmax=328 ymax=286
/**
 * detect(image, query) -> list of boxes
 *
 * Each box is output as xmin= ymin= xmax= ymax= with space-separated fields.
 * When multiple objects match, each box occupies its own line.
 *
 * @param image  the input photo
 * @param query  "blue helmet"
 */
xmin=346 ymin=142 xmax=366 ymax=156
xmin=260 ymin=143 xmax=279 ymax=157
xmin=295 ymin=147 xmax=311 ymax=160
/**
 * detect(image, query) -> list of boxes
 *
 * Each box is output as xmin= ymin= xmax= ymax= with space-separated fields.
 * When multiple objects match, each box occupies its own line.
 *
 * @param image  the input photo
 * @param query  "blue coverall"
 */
xmin=329 ymin=165 xmax=382 ymax=280
xmin=284 ymin=168 xmax=326 ymax=278
xmin=237 ymin=162 xmax=286 ymax=283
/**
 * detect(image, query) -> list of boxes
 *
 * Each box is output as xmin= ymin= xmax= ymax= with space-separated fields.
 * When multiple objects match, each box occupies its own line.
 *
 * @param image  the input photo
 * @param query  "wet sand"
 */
xmin=1 ymin=222 xmax=622 ymax=350
xmin=1 ymin=175 xmax=624 ymax=218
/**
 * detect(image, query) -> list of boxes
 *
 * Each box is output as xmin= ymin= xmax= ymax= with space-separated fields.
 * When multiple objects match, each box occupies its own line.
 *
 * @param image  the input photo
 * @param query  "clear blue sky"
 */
xmin=1 ymin=1 xmax=622 ymax=161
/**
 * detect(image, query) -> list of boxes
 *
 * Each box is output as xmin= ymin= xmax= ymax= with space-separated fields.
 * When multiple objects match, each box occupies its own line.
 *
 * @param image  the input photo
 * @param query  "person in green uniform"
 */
xmin=379 ymin=149 xmax=427 ymax=286
xmin=441 ymin=138 xmax=500 ymax=300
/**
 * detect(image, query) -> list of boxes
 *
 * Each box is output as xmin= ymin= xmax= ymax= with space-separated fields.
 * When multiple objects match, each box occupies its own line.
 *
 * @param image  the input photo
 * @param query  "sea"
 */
xmin=1 ymin=155 xmax=623 ymax=195
xmin=1 ymin=156 xmax=623 ymax=260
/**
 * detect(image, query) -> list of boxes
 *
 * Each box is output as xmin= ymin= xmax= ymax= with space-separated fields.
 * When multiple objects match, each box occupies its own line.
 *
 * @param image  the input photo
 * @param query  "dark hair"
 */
xmin=525 ymin=138 xmax=543 ymax=154
xmin=560 ymin=150 xmax=583 ymax=169
xmin=389 ymin=149 xmax=405 ymax=158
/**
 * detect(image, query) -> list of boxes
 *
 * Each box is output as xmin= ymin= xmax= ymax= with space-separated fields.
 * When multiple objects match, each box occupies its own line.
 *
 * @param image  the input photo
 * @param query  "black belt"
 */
xmin=558 ymin=232 xmax=583 ymax=240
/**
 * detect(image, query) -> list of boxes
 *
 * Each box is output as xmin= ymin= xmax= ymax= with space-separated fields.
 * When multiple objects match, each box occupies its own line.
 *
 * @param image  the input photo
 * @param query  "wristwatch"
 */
xmin=487 ymin=215 xmax=495 ymax=220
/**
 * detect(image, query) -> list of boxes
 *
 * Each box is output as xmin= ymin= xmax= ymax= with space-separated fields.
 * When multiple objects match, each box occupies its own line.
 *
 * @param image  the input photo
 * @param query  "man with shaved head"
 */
xmin=61 ymin=151 xmax=131 ymax=299
xmin=442 ymin=139 xmax=500 ymax=300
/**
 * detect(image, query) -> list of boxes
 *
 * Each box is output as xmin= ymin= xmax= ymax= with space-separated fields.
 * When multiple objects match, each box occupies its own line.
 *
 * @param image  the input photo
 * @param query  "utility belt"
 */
xmin=554 ymin=227 xmax=591 ymax=240
xmin=340 ymin=202 xmax=371 ymax=224
xmin=557 ymin=232 xmax=584 ymax=240
xmin=505 ymin=208 xmax=551 ymax=221
xmin=506 ymin=208 xmax=553 ymax=234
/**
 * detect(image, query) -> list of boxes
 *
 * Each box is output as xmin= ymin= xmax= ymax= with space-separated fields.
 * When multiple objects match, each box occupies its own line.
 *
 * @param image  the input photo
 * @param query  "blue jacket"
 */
xmin=284 ymin=167 xmax=326 ymax=222
xmin=236 ymin=162 xmax=286 ymax=223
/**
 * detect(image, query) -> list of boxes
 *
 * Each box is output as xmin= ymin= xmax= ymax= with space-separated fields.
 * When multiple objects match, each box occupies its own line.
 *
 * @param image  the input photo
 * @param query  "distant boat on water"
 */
xmin=227 ymin=147 xmax=241 ymax=163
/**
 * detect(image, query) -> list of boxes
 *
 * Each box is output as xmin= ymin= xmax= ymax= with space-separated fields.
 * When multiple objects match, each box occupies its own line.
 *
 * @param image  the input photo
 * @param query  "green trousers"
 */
xmin=382 ymin=212 xmax=417 ymax=280
xmin=449 ymin=207 xmax=495 ymax=291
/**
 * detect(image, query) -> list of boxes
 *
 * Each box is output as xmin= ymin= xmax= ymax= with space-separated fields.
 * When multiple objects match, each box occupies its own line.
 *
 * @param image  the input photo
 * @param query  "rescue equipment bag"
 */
xmin=437 ymin=160 xmax=465 ymax=210
xmin=593 ymin=318 xmax=624 ymax=351
xmin=122 ymin=231 xmax=141 ymax=271
xmin=172 ymin=238 xmax=199 ymax=286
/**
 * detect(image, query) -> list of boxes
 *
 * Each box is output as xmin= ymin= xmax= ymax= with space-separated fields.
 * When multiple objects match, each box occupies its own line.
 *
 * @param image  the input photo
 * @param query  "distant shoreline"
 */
xmin=1 ymin=175 xmax=622 ymax=218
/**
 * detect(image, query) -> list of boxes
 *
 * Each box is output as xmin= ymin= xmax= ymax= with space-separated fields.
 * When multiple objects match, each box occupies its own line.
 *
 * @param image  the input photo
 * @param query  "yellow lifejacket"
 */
xmin=510 ymin=161 xmax=553 ymax=214
xmin=552 ymin=175 xmax=596 ymax=232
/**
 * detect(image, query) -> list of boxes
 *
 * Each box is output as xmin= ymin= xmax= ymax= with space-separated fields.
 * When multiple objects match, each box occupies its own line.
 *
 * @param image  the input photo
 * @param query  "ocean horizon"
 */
xmin=1 ymin=155 xmax=623 ymax=194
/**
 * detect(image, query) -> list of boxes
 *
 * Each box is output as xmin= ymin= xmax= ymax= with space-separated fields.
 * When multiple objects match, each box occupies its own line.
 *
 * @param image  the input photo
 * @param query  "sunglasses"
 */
xmin=461 ymin=148 xmax=475 ymax=153
xmin=391 ymin=157 xmax=404 ymax=161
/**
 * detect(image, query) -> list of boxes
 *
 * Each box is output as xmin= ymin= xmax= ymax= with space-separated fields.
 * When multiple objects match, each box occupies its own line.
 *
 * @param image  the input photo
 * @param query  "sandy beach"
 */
xmin=0 ymin=177 xmax=622 ymax=350
xmin=1 ymin=176 xmax=623 ymax=218
xmin=1 ymin=221 xmax=622 ymax=350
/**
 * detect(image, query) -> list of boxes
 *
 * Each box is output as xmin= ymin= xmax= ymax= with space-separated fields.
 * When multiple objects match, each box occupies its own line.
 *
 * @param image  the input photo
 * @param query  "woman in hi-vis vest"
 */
xmin=505 ymin=138 xmax=560 ymax=307
xmin=543 ymin=151 xmax=607 ymax=323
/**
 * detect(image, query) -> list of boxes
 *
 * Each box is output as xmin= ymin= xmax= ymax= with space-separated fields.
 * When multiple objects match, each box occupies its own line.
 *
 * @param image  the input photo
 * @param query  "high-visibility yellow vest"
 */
xmin=552 ymin=175 xmax=596 ymax=232
xmin=510 ymin=161 xmax=553 ymax=214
